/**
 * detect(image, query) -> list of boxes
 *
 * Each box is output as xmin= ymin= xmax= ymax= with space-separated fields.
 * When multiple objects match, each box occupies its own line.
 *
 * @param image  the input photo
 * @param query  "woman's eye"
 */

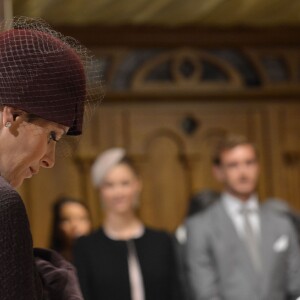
xmin=48 ymin=131 xmax=58 ymax=143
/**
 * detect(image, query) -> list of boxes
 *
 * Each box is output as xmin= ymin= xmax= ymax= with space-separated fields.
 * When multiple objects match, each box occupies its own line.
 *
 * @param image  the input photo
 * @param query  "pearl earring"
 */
xmin=5 ymin=122 xmax=12 ymax=128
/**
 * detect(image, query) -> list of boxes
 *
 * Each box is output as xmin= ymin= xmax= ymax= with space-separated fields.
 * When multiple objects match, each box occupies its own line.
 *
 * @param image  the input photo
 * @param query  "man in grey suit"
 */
xmin=185 ymin=134 xmax=300 ymax=300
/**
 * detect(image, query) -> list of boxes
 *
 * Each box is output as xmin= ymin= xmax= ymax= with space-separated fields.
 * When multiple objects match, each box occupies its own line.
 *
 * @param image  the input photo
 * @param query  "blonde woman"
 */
xmin=74 ymin=148 xmax=181 ymax=300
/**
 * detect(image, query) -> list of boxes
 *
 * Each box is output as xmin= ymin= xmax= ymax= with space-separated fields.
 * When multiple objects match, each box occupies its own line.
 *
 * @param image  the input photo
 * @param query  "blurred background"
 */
xmin=2 ymin=0 xmax=300 ymax=247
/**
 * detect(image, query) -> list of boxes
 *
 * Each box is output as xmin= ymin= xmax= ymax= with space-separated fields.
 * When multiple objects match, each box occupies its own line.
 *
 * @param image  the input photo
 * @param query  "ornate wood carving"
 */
xmin=14 ymin=30 xmax=300 ymax=247
xmin=244 ymin=48 xmax=300 ymax=88
xmin=131 ymin=48 xmax=243 ymax=92
xmin=91 ymin=47 xmax=300 ymax=95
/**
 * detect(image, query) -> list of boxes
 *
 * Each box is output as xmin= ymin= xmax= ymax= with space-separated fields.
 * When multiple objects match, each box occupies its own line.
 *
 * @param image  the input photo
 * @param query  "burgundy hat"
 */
xmin=0 ymin=28 xmax=86 ymax=135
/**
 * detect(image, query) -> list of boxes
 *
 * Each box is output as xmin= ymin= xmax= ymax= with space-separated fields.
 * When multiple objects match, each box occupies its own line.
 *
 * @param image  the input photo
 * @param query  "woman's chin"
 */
xmin=112 ymin=206 xmax=134 ymax=215
xmin=10 ymin=176 xmax=25 ymax=189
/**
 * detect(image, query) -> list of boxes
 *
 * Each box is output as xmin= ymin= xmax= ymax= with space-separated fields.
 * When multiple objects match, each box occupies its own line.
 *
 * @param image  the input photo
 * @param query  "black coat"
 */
xmin=74 ymin=227 xmax=182 ymax=300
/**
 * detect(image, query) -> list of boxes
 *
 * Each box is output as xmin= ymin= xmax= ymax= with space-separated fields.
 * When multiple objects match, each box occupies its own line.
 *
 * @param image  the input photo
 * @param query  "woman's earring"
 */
xmin=5 ymin=122 xmax=12 ymax=128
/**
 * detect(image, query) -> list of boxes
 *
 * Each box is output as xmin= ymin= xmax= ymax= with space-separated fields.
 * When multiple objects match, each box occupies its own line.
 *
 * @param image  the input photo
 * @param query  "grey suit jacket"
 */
xmin=185 ymin=199 xmax=300 ymax=300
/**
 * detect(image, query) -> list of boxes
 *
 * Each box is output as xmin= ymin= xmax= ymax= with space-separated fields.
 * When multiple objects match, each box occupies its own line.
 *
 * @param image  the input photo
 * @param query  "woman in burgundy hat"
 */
xmin=0 ymin=17 xmax=100 ymax=299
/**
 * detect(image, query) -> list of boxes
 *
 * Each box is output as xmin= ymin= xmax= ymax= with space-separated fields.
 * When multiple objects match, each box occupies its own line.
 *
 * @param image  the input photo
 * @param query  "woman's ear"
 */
xmin=1 ymin=106 xmax=14 ymax=126
xmin=1 ymin=106 xmax=23 ymax=136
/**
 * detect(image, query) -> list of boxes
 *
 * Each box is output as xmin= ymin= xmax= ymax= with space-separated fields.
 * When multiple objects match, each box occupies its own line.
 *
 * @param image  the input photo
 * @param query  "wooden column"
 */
xmin=0 ymin=0 xmax=13 ymax=24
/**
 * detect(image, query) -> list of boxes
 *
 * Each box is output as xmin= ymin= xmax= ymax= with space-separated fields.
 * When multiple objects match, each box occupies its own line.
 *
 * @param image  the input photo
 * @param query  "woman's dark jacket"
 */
xmin=74 ymin=227 xmax=182 ymax=300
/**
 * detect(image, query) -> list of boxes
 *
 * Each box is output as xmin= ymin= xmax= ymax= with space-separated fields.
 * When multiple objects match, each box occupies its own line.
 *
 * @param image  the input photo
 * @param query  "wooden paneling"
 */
xmin=268 ymin=104 xmax=300 ymax=210
xmin=55 ymin=25 xmax=300 ymax=48
xmin=15 ymin=28 xmax=300 ymax=247
xmin=126 ymin=103 xmax=269 ymax=230
xmin=19 ymin=100 xmax=300 ymax=247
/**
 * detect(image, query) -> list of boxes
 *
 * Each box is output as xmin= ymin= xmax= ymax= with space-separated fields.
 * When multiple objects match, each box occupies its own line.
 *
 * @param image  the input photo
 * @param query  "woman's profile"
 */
xmin=0 ymin=17 xmax=101 ymax=299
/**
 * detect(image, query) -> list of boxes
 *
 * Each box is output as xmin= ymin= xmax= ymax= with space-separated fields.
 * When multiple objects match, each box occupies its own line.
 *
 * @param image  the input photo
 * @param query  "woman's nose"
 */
xmin=41 ymin=144 xmax=56 ymax=168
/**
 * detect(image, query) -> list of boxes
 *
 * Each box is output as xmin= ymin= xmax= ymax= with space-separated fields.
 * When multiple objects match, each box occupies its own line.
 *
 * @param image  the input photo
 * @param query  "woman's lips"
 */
xmin=28 ymin=167 xmax=38 ymax=177
xmin=25 ymin=170 xmax=32 ymax=178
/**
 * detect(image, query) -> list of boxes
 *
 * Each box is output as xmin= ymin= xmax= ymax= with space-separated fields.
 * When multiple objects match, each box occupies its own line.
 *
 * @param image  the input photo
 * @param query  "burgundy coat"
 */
xmin=0 ymin=176 xmax=83 ymax=300
xmin=0 ymin=176 xmax=43 ymax=299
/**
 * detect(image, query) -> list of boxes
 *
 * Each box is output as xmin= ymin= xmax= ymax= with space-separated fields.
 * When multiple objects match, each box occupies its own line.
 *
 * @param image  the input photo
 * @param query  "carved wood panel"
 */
xmin=268 ymin=104 xmax=300 ymax=210
xmin=20 ymin=101 xmax=300 ymax=247
xmin=126 ymin=104 xmax=268 ymax=230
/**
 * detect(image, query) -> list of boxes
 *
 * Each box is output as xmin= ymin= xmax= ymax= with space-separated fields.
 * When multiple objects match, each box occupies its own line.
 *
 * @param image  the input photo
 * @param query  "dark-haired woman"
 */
xmin=74 ymin=148 xmax=182 ymax=300
xmin=50 ymin=197 xmax=92 ymax=262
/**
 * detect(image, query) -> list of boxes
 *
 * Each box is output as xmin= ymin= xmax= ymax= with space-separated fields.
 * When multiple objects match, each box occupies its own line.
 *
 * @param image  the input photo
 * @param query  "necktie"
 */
xmin=240 ymin=206 xmax=261 ymax=273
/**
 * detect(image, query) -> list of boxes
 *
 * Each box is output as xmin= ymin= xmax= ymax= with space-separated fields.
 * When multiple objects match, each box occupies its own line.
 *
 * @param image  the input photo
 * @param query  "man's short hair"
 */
xmin=212 ymin=134 xmax=257 ymax=166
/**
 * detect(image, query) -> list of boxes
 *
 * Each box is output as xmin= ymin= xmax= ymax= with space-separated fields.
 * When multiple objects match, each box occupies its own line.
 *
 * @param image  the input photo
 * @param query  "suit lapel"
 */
xmin=216 ymin=202 xmax=260 ymax=289
xmin=259 ymin=208 xmax=277 ymax=296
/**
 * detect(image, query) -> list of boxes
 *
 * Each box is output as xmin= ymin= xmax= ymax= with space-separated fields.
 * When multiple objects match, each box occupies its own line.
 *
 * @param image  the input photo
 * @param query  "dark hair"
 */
xmin=49 ymin=196 xmax=90 ymax=252
xmin=187 ymin=189 xmax=220 ymax=217
xmin=118 ymin=156 xmax=139 ymax=176
xmin=212 ymin=134 xmax=258 ymax=166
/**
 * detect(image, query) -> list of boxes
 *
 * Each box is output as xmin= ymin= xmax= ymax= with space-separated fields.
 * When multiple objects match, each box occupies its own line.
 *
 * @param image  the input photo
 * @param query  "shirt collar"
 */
xmin=222 ymin=192 xmax=259 ymax=216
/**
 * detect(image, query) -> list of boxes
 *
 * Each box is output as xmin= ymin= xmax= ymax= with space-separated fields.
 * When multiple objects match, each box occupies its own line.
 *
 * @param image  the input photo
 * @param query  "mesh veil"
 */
xmin=0 ymin=16 xmax=104 ymax=156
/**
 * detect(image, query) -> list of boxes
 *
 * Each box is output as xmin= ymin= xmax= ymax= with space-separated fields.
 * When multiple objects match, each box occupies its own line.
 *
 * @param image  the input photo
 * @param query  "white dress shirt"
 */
xmin=222 ymin=192 xmax=261 ymax=240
